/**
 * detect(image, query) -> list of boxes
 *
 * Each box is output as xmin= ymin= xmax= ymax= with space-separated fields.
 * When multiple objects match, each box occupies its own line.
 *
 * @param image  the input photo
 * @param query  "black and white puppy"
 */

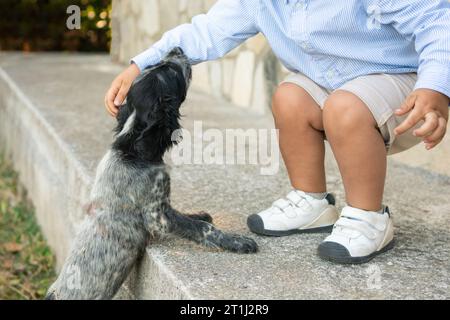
xmin=46 ymin=47 xmax=258 ymax=300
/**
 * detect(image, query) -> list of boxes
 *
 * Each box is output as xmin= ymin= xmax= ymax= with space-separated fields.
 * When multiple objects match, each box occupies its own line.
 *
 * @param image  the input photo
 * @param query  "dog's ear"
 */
xmin=118 ymin=62 xmax=186 ymax=162
xmin=134 ymin=95 xmax=181 ymax=159
xmin=114 ymin=103 xmax=134 ymax=136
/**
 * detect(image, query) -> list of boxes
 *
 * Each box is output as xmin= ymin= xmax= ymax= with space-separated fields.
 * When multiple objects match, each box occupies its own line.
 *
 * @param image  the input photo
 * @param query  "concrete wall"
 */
xmin=0 ymin=67 xmax=90 ymax=269
xmin=110 ymin=0 xmax=288 ymax=114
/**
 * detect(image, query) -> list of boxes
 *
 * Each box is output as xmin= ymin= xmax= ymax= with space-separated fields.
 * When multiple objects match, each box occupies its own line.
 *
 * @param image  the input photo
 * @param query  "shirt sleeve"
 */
xmin=131 ymin=0 xmax=259 ymax=72
xmin=368 ymin=0 xmax=450 ymax=99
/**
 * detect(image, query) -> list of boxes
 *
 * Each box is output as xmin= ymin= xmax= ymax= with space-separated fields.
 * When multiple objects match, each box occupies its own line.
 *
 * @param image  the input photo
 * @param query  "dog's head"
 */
xmin=112 ymin=47 xmax=192 ymax=163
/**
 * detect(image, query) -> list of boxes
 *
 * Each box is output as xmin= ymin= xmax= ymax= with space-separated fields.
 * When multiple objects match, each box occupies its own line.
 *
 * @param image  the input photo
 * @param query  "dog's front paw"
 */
xmin=187 ymin=211 xmax=213 ymax=223
xmin=222 ymin=235 xmax=258 ymax=254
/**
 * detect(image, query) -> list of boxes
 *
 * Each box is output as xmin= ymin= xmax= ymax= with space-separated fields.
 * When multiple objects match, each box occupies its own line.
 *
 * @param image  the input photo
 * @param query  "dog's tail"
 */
xmin=45 ymin=210 xmax=147 ymax=300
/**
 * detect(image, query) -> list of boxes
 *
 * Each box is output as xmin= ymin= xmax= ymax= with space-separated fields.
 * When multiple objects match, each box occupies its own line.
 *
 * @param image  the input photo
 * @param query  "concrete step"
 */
xmin=0 ymin=52 xmax=449 ymax=299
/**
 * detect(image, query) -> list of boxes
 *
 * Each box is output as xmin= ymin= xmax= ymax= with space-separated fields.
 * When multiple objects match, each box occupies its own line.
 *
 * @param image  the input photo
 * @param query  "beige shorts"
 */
xmin=281 ymin=73 xmax=422 ymax=155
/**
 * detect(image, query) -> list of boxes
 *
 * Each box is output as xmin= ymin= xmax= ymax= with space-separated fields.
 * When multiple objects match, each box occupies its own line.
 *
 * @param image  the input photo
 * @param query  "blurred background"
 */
xmin=0 ymin=0 xmax=111 ymax=52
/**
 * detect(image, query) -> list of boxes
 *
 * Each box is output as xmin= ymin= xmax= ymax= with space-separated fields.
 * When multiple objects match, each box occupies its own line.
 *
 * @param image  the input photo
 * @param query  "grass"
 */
xmin=0 ymin=154 xmax=56 ymax=300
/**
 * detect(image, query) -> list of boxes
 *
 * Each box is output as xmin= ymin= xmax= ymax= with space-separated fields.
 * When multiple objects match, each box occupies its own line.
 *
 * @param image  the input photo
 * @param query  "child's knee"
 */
xmin=272 ymin=83 xmax=323 ymax=129
xmin=323 ymin=90 xmax=377 ymax=136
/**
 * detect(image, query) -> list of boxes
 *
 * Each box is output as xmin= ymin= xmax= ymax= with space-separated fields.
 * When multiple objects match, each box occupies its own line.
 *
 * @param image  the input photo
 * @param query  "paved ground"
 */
xmin=0 ymin=53 xmax=449 ymax=299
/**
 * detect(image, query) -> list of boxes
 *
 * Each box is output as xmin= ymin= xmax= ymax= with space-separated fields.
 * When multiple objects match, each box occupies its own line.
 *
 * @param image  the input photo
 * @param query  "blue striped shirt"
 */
xmin=132 ymin=0 xmax=450 ymax=98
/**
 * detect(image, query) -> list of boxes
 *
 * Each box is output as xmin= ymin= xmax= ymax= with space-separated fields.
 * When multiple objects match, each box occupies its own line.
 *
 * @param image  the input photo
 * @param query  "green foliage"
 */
xmin=0 ymin=0 xmax=111 ymax=52
xmin=0 ymin=154 xmax=56 ymax=299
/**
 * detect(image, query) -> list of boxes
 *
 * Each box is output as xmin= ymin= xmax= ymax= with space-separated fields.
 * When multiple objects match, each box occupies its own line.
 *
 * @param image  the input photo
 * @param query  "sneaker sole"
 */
xmin=317 ymin=239 xmax=395 ymax=265
xmin=247 ymin=206 xmax=338 ymax=237
xmin=247 ymin=218 xmax=334 ymax=237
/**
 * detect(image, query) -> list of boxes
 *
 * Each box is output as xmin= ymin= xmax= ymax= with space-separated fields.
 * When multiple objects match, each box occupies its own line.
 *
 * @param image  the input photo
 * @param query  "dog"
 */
xmin=45 ymin=47 xmax=258 ymax=300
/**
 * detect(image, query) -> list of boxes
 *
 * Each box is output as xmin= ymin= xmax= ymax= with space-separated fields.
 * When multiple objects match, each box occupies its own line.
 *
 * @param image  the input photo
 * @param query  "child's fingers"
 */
xmin=105 ymin=84 xmax=120 ymax=116
xmin=395 ymin=94 xmax=416 ymax=116
xmin=394 ymin=108 xmax=422 ymax=136
xmin=425 ymin=138 xmax=443 ymax=150
xmin=104 ymin=93 xmax=117 ymax=116
xmin=413 ymin=112 xmax=439 ymax=138
xmin=114 ymin=82 xmax=131 ymax=107
xmin=424 ymin=117 xmax=447 ymax=148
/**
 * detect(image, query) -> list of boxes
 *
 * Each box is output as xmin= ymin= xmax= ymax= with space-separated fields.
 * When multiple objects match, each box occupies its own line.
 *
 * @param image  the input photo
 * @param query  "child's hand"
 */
xmin=394 ymin=89 xmax=449 ymax=150
xmin=104 ymin=63 xmax=141 ymax=117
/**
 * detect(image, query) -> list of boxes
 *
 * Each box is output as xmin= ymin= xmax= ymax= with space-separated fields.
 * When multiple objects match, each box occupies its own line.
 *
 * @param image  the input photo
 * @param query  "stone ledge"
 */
xmin=0 ymin=53 xmax=449 ymax=299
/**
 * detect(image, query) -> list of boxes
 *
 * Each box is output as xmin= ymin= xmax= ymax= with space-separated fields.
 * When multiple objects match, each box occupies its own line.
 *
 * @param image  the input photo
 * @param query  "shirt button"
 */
xmin=327 ymin=70 xmax=335 ymax=78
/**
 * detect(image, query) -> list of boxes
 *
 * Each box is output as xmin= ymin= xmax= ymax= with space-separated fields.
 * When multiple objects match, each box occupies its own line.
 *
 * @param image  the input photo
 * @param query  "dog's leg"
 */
xmin=165 ymin=208 xmax=258 ymax=253
xmin=184 ymin=211 xmax=213 ymax=223
xmin=46 ymin=211 xmax=147 ymax=300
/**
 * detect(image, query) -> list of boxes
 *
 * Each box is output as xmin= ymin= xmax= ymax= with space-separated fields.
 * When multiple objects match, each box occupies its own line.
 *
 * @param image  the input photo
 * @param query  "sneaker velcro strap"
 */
xmin=286 ymin=191 xmax=304 ymax=205
xmin=335 ymin=218 xmax=378 ymax=240
xmin=340 ymin=207 xmax=387 ymax=232
xmin=272 ymin=199 xmax=290 ymax=210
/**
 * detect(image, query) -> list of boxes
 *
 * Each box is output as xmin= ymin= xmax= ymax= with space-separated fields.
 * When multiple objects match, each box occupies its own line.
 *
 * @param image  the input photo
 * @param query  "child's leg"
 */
xmin=318 ymin=73 xmax=421 ymax=264
xmin=323 ymin=90 xmax=386 ymax=212
xmin=319 ymin=90 xmax=395 ymax=263
xmin=272 ymin=83 xmax=326 ymax=193
xmin=247 ymin=81 xmax=339 ymax=236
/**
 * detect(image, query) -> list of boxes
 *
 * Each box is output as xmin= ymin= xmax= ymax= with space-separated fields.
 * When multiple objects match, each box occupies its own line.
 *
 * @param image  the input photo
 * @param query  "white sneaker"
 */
xmin=318 ymin=206 xmax=395 ymax=264
xmin=247 ymin=190 xmax=339 ymax=236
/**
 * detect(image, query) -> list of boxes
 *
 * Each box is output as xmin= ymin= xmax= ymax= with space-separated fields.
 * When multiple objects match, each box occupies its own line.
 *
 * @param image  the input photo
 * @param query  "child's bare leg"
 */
xmin=247 ymin=83 xmax=338 ymax=236
xmin=272 ymin=83 xmax=326 ymax=193
xmin=323 ymin=90 xmax=386 ymax=211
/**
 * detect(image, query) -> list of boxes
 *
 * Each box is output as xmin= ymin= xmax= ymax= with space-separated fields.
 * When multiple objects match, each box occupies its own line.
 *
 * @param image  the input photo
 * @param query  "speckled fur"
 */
xmin=46 ymin=48 xmax=258 ymax=300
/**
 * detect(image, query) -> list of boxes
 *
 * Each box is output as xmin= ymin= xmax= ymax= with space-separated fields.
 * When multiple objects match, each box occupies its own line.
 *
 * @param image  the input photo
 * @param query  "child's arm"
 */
xmin=368 ymin=0 xmax=450 ymax=148
xmin=105 ymin=0 xmax=258 ymax=117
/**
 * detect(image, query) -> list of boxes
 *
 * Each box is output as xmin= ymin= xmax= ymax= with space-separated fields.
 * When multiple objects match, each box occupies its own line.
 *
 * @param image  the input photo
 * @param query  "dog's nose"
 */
xmin=170 ymin=47 xmax=184 ymax=56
